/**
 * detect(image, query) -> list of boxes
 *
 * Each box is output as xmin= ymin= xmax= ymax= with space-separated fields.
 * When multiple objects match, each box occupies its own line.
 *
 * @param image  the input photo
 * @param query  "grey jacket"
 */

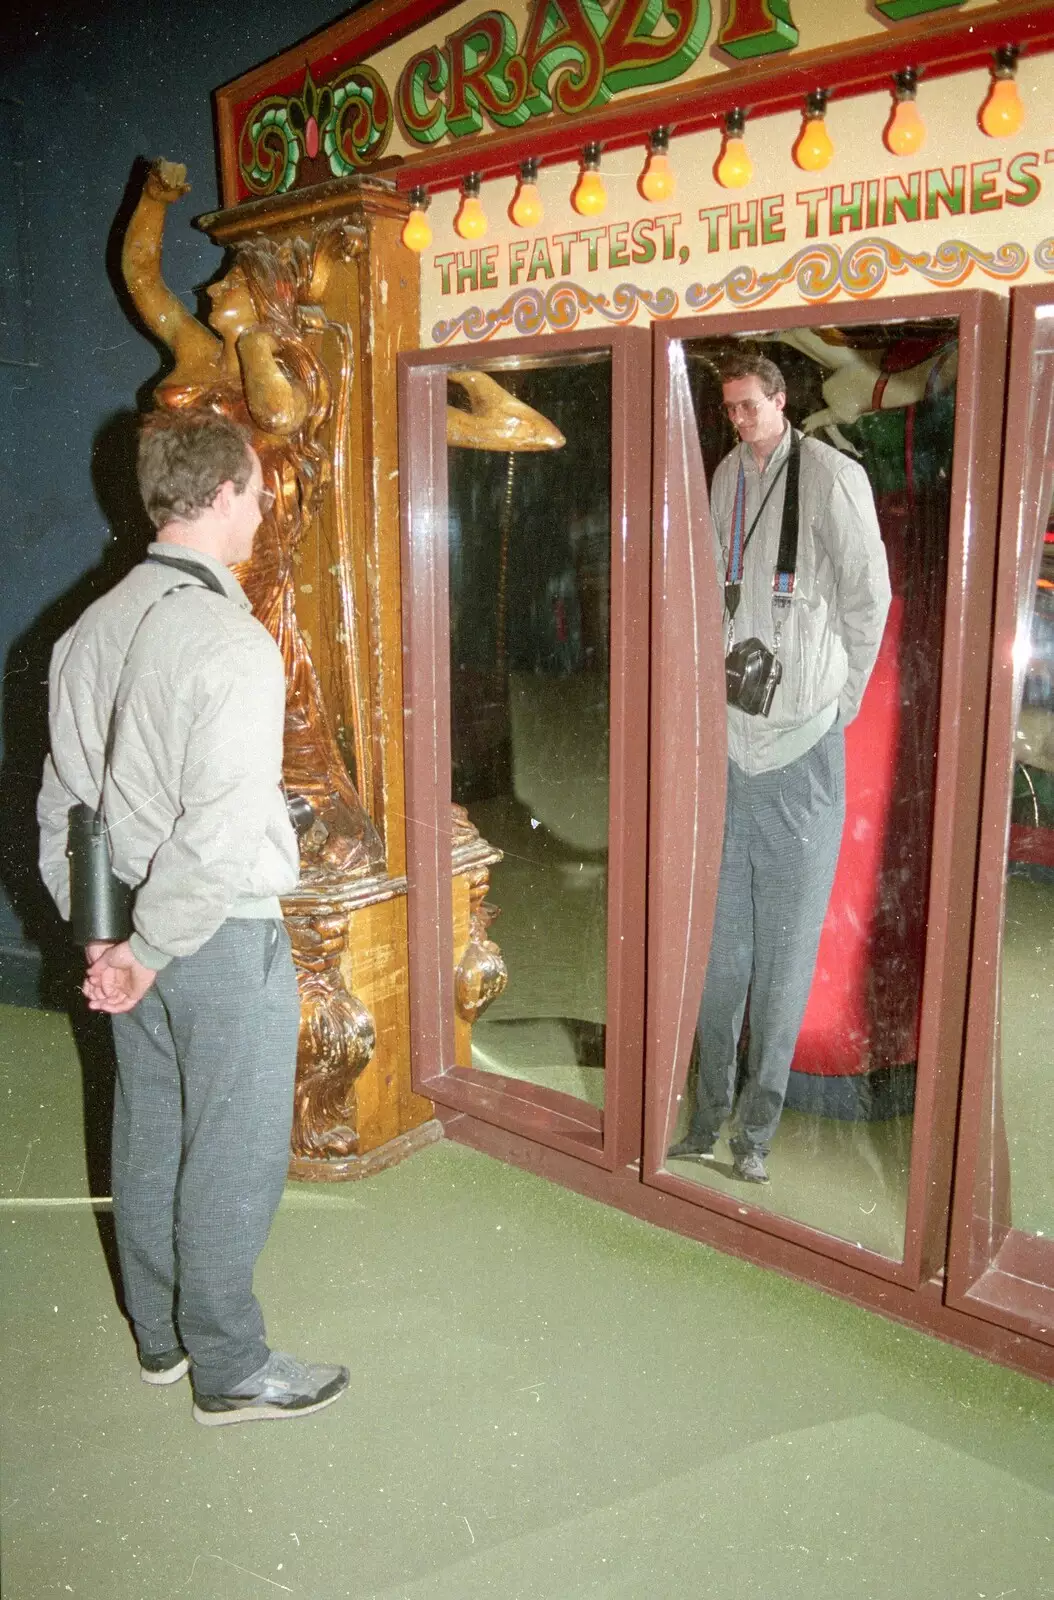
xmin=38 ymin=544 xmax=299 ymax=969
xmin=711 ymin=425 xmax=891 ymax=775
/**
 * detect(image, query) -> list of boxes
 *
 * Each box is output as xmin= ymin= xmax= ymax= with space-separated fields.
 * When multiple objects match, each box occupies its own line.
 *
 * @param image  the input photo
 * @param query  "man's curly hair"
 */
xmin=137 ymin=410 xmax=252 ymax=529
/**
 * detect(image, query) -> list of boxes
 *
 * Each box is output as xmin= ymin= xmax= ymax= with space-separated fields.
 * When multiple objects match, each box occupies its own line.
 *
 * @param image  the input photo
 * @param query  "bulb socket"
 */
xmin=582 ymin=142 xmax=602 ymax=172
xmin=407 ymin=185 xmax=430 ymax=213
xmin=463 ymin=172 xmax=481 ymax=199
xmin=648 ymin=127 xmax=671 ymax=156
xmin=805 ymin=89 xmax=828 ymax=120
xmin=724 ymin=107 xmax=746 ymax=138
xmin=893 ymin=67 xmax=918 ymax=103
xmin=993 ymin=44 xmax=1020 ymax=79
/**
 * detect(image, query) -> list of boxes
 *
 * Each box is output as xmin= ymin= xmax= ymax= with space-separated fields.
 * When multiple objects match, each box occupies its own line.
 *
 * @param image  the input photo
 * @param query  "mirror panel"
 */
xmin=1001 ymin=369 xmax=1054 ymax=1240
xmin=662 ymin=319 xmax=960 ymax=1260
xmin=447 ymin=354 xmax=612 ymax=1111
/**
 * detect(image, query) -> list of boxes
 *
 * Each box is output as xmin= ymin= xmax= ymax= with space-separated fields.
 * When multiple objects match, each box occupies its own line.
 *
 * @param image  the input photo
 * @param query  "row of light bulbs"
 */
xmin=401 ymin=45 xmax=1026 ymax=251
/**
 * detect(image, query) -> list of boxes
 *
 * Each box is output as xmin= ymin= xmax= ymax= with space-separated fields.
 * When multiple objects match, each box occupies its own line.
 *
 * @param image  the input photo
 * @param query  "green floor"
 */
xmin=1 ymin=1002 xmax=1052 ymax=1600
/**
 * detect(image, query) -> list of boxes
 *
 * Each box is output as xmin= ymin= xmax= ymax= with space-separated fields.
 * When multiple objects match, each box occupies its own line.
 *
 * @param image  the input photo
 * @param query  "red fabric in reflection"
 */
xmin=792 ymin=486 xmax=936 ymax=1079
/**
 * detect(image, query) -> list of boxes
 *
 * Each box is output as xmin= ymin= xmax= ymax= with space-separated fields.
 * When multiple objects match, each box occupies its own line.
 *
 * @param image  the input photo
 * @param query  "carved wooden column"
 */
xmin=196 ymin=177 xmax=443 ymax=1178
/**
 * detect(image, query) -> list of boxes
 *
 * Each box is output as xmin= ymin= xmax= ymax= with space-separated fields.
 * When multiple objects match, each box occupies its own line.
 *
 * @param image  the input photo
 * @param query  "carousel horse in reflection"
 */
xmin=767 ymin=326 xmax=958 ymax=456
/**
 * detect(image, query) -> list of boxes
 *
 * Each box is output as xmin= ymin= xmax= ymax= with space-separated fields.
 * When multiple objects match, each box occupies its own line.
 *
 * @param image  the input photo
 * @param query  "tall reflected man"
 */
xmin=670 ymin=353 xmax=891 ymax=1184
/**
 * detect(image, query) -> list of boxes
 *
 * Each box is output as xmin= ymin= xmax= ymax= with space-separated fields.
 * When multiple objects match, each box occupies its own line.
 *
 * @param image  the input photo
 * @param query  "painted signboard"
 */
xmin=414 ymin=68 xmax=1054 ymax=342
xmin=218 ymin=0 xmax=1001 ymax=204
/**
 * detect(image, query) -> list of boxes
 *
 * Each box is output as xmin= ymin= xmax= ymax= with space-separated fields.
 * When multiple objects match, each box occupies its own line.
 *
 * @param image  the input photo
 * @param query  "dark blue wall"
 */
xmin=0 ymin=0 xmax=356 ymax=1001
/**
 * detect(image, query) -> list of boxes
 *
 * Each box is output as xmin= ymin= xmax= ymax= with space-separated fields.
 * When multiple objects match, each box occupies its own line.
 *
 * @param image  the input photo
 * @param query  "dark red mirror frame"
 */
xmin=643 ymin=291 xmax=1008 ymax=1296
xmin=946 ymin=283 xmax=1054 ymax=1352
xmin=398 ymin=328 xmax=651 ymax=1171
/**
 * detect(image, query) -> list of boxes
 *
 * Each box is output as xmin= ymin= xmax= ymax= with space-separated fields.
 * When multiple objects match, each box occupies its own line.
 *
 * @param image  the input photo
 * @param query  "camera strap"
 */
xmin=724 ymin=429 xmax=801 ymax=654
xmin=94 ymin=558 xmax=231 ymax=830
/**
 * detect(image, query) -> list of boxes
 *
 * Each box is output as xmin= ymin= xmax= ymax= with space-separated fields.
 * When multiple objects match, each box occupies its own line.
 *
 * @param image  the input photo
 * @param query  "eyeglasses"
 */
xmin=256 ymin=486 xmax=276 ymax=513
xmin=723 ymin=399 xmax=763 ymax=419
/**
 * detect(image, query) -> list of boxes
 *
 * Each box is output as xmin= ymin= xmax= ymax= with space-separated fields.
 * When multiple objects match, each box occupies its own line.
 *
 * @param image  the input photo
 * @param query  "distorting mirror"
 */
xmin=447 ymin=352 xmax=613 ymax=1113
xmin=662 ymin=318 xmax=960 ymax=1261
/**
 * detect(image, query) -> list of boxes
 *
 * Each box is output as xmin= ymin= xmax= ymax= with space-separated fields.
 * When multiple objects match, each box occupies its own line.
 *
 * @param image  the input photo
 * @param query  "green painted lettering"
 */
xmin=578 ymin=224 xmax=606 ymax=270
xmin=509 ymin=239 xmax=530 ymax=286
xmin=630 ymin=217 xmax=658 ymax=263
xmin=609 ymin=222 xmax=631 ymax=268
xmin=729 ymin=199 xmax=758 ymax=249
xmin=1006 ymin=152 xmax=1041 ymax=208
xmin=480 ymin=245 xmax=500 ymax=288
xmin=874 ymin=0 xmax=964 ymax=18
xmin=924 ymin=165 xmax=966 ymax=220
xmin=882 ymin=172 xmax=921 ymax=225
xmin=971 ymin=159 xmax=1002 ymax=213
xmin=508 ymin=0 xmax=609 ymax=119
xmin=717 ymin=0 xmax=798 ymax=61
xmin=527 ymin=237 xmax=556 ymax=280
xmin=552 ymin=230 xmax=578 ymax=274
xmin=600 ymin=0 xmax=711 ymax=102
xmin=397 ymin=48 xmax=449 ymax=144
xmin=446 ymin=11 xmax=526 ymax=137
xmin=698 ymin=205 xmax=728 ymax=251
xmin=456 ymin=252 xmax=480 ymax=293
xmin=830 ymin=183 xmax=864 ymax=235
xmin=866 ymin=179 xmax=880 ymax=229
xmin=796 ymin=188 xmax=826 ymax=239
xmin=761 ymin=193 xmax=785 ymax=244
xmin=434 ymin=252 xmax=457 ymax=295
xmin=654 ymin=212 xmax=680 ymax=259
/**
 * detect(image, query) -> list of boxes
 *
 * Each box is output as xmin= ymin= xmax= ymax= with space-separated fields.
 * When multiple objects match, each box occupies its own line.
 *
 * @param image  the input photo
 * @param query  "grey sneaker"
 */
xmin=666 ymin=1136 xmax=716 ymax=1162
xmin=140 ymin=1349 xmax=190 ymax=1386
xmin=733 ymin=1150 xmax=769 ymax=1184
xmin=192 ymin=1352 xmax=349 ymax=1427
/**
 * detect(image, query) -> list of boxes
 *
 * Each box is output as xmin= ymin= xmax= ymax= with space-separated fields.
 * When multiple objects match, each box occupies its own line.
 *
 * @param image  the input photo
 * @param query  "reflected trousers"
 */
xmin=110 ymin=919 xmax=299 ymax=1396
xmin=690 ymin=724 xmax=845 ymax=1157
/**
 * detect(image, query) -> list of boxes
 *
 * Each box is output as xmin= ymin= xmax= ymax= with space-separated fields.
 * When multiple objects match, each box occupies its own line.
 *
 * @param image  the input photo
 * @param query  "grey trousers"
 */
xmin=110 ymin=918 xmax=299 ymax=1396
xmin=690 ymin=724 xmax=845 ymax=1156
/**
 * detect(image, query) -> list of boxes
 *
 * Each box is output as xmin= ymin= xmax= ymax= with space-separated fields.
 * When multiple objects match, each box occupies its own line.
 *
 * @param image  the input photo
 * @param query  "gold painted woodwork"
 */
xmin=120 ymin=159 xmax=516 ymax=1176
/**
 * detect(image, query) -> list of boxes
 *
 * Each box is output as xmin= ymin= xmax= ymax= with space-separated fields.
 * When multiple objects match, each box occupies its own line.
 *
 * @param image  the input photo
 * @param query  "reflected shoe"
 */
xmin=192 ymin=1352 xmax=350 ymax=1427
xmin=666 ymin=1137 xmax=716 ymax=1162
xmin=140 ymin=1348 xmax=190 ymax=1386
xmin=733 ymin=1150 xmax=769 ymax=1185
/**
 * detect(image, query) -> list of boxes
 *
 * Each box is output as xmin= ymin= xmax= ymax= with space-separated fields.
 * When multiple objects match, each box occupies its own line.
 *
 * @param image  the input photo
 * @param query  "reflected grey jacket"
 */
xmin=711 ymin=425 xmax=891 ymax=775
xmin=37 ymin=544 xmax=299 ymax=969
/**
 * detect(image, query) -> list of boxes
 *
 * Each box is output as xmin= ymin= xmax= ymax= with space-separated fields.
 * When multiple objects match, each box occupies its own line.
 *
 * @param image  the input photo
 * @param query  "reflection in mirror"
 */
xmin=666 ymin=321 xmax=958 ymax=1259
xmin=448 ymin=355 xmax=612 ymax=1109
xmin=1002 ymin=422 xmax=1054 ymax=1239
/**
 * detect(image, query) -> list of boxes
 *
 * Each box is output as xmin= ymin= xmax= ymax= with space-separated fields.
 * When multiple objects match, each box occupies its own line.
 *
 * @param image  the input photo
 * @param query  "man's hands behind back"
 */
xmin=84 ymin=941 xmax=157 ymax=1013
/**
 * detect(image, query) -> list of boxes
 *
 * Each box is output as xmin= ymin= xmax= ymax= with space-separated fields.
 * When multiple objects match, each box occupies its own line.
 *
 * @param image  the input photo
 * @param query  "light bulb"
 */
xmin=402 ymin=206 xmax=432 ymax=252
xmin=794 ymin=99 xmax=834 ymax=172
xmin=885 ymin=70 xmax=925 ymax=156
xmin=573 ymin=169 xmax=606 ymax=216
xmin=511 ymin=160 xmax=543 ymax=228
xmin=640 ymin=128 xmax=675 ymax=202
xmin=455 ymin=177 xmax=487 ymax=240
xmin=886 ymin=97 xmax=926 ymax=155
xmin=511 ymin=183 xmax=543 ymax=228
xmin=716 ymin=136 xmax=753 ymax=189
xmin=980 ymin=74 xmax=1025 ymax=138
xmin=573 ymin=143 xmax=606 ymax=217
xmin=641 ymin=151 xmax=676 ymax=202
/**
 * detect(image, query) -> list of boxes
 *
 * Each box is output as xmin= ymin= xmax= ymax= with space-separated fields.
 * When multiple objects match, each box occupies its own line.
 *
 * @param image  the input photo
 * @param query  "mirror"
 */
xmin=1001 ymin=388 xmax=1054 ymax=1239
xmin=447 ymin=354 xmax=612 ymax=1110
xmin=664 ymin=320 xmax=959 ymax=1259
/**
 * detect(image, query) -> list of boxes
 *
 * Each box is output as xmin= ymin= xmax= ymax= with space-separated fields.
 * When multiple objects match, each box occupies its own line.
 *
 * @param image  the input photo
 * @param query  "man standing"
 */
xmin=670 ymin=353 xmax=891 ymax=1185
xmin=38 ymin=410 xmax=349 ymax=1424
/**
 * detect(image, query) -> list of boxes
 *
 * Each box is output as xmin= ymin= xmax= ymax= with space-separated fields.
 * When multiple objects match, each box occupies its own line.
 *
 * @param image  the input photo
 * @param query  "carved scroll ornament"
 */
xmin=287 ymin=912 xmax=375 ymax=1158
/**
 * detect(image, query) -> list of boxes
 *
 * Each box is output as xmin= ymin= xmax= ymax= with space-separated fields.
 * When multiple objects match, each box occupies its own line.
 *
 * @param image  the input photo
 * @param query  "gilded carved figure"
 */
xmin=121 ymin=159 xmax=383 ymax=885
